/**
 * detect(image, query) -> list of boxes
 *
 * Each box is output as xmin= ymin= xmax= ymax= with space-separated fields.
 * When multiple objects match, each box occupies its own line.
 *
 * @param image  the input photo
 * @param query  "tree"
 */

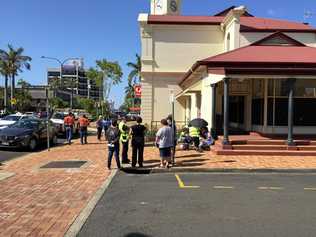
xmin=49 ymin=97 xmax=68 ymax=109
xmin=0 ymin=60 xmax=10 ymax=111
xmin=127 ymin=54 xmax=141 ymax=85
xmin=0 ymin=45 xmax=32 ymax=105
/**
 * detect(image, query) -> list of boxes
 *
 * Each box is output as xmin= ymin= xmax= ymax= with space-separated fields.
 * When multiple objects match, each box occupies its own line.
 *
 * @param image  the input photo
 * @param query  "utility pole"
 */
xmin=46 ymin=87 xmax=50 ymax=151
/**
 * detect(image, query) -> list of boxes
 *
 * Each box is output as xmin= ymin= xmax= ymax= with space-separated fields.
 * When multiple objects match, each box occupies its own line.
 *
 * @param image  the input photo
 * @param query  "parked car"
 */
xmin=50 ymin=112 xmax=79 ymax=135
xmin=0 ymin=113 xmax=35 ymax=130
xmin=0 ymin=118 xmax=57 ymax=151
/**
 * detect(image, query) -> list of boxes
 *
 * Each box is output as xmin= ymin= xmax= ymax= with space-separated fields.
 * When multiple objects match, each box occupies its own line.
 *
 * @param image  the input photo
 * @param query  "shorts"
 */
xmin=159 ymin=147 xmax=172 ymax=162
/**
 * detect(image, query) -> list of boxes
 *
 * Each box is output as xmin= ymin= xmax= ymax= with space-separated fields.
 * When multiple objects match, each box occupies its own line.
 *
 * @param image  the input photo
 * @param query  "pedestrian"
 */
xmin=103 ymin=118 xmax=111 ymax=140
xmin=130 ymin=117 xmax=147 ymax=168
xmin=156 ymin=119 xmax=173 ymax=168
xmin=105 ymin=119 xmax=121 ymax=170
xmin=119 ymin=117 xmax=130 ymax=164
xmin=167 ymin=114 xmax=177 ymax=163
xmin=189 ymin=125 xmax=200 ymax=150
xmin=64 ymin=112 xmax=75 ymax=145
xmin=96 ymin=115 xmax=104 ymax=141
xmin=79 ymin=114 xmax=90 ymax=145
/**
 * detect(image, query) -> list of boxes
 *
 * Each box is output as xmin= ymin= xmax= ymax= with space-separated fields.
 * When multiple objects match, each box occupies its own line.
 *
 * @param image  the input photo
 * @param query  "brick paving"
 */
xmin=1 ymin=133 xmax=316 ymax=237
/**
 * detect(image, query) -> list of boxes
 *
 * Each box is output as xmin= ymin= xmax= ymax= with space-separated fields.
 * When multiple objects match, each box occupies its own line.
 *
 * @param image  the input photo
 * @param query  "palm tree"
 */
xmin=0 ymin=60 xmax=10 ymax=111
xmin=0 ymin=45 xmax=32 ymax=105
xmin=127 ymin=54 xmax=141 ymax=85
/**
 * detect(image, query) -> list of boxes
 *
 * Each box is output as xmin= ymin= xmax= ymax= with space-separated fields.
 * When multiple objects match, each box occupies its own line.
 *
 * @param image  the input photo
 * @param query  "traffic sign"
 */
xmin=134 ymin=85 xmax=142 ymax=97
xmin=11 ymin=98 xmax=17 ymax=105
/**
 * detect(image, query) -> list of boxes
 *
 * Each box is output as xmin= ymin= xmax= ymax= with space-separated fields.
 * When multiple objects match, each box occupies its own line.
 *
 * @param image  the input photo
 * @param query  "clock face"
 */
xmin=170 ymin=0 xmax=178 ymax=12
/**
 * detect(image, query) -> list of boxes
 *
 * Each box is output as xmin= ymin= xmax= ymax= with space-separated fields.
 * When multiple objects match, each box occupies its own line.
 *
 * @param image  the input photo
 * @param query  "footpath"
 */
xmin=1 ymin=132 xmax=316 ymax=236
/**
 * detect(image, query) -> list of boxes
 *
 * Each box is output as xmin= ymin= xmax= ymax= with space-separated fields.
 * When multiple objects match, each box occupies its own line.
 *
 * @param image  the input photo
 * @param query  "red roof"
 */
xmin=147 ymin=15 xmax=316 ymax=32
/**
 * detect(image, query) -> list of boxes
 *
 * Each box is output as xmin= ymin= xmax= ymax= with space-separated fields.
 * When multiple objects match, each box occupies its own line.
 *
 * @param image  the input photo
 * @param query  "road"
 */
xmin=79 ymin=172 xmax=316 ymax=237
xmin=0 ymin=138 xmax=66 ymax=163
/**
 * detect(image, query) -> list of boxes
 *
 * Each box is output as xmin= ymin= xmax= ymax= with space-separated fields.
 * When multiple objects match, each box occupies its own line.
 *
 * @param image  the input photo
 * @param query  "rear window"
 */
xmin=3 ymin=115 xmax=21 ymax=121
xmin=52 ymin=113 xmax=65 ymax=120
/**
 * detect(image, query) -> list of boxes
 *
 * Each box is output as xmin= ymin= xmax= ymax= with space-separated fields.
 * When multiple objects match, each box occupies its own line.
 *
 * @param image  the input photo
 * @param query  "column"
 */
xmin=211 ymin=83 xmax=217 ymax=140
xmin=222 ymin=77 xmax=230 ymax=145
xmin=263 ymin=79 xmax=268 ymax=132
xmin=287 ymin=78 xmax=296 ymax=146
xmin=190 ymin=93 xmax=198 ymax=119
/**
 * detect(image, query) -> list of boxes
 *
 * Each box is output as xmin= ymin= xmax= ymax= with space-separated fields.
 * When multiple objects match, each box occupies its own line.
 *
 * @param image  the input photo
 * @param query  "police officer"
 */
xmin=118 ymin=117 xmax=130 ymax=164
xmin=189 ymin=126 xmax=200 ymax=150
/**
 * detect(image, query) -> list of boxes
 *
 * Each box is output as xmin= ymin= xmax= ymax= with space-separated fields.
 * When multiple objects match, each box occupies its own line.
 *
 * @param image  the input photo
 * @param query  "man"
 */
xmin=167 ymin=114 xmax=177 ymax=163
xmin=79 ymin=114 xmax=90 ymax=145
xmin=64 ymin=112 xmax=75 ymax=145
xmin=118 ymin=117 xmax=130 ymax=164
xmin=96 ymin=115 xmax=104 ymax=141
xmin=130 ymin=117 xmax=147 ymax=168
xmin=189 ymin=125 xmax=200 ymax=150
xmin=105 ymin=119 xmax=121 ymax=170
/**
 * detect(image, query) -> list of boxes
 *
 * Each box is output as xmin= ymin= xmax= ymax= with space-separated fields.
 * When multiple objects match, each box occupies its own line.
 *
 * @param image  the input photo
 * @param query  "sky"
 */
xmin=0 ymin=0 xmax=315 ymax=107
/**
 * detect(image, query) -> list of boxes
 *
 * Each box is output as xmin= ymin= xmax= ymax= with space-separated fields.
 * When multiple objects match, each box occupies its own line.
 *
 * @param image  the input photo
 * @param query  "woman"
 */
xmin=156 ymin=119 xmax=173 ymax=168
xmin=96 ymin=115 xmax=104 ymax=141
xmin=130 ymin=117 xmax=147 ymax=168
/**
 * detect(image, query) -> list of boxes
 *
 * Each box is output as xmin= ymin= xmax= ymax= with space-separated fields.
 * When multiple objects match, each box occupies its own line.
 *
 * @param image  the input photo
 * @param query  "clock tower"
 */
xmin=151 ymin=0 xmax=181 ymax=15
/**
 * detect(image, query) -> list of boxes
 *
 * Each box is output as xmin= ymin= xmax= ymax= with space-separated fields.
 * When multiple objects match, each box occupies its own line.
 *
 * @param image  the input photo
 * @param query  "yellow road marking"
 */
xmin=258 ymin=187 xmax=284 ymax=190
xmin=175 ymin=174 xmax=200 ymax=189
xmin=213 ymin=186 xmax=234 ymax=189
xmin=304 ymin=188 xmax=316 ymax=191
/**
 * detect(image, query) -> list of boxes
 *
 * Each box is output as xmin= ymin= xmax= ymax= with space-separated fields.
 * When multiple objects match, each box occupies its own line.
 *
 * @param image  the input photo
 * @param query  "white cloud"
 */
xmin=267 ymin=9 xmax=276 ymax=16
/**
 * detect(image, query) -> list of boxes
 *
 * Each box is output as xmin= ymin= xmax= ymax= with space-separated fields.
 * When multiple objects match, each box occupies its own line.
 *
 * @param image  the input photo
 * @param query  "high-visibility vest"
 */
xmin=119 ymin=121 xmax=129 ymax=142
xmin=189 ymin=127 xmax=200 ymax=137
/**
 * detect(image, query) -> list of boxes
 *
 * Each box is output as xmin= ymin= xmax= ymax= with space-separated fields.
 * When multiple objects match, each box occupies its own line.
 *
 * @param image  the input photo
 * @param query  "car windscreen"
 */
xmin=11 ymin=120 xmax=39 ymax=129
xmin=52 ymin=113 xmax=65 ymax=120
xmin=2 ymin=115 xmax=21 ymax=121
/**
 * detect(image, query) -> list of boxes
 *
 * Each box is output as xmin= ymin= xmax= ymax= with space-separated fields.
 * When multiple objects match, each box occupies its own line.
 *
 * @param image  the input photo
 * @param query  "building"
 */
xmin=139 ymin=1 xmax=316 ymax=146
xmin=47 ymin=60 xmax=102 ymax=103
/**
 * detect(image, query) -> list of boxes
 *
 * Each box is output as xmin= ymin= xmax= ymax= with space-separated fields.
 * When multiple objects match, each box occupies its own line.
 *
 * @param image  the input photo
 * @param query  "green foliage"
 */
xmin=75 ymin=97 xmax=95 ymax=115
xmin=126 ymin=54 xmax=141 ymax=84
xmin=15 ymin=88 xmax=32 ymax=112
xmin=49 ymin=97 xmax=69 ymax=109
xmin=96 ymin=59 xmax=123 ymax=85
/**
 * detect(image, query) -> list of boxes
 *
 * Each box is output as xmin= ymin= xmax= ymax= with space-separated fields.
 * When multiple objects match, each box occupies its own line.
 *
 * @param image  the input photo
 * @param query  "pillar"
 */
xmin=222 ymin=77 xmax=230 ymax=145
xmin=287 ymin=78 xmax=296 ymax=146
xmin=211 ymin=83 xmax=217 ymax=140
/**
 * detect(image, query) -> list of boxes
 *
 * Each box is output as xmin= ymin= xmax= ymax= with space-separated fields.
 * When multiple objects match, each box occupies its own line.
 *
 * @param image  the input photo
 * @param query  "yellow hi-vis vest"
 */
xmin=119 ymin=121 xmax=129 ymax=142
xmin=189 ymin=127 xmax=200 ymax=137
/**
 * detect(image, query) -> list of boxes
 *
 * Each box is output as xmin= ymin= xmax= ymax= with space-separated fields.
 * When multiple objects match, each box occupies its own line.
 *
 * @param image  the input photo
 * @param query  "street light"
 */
xmin=170 ymin=89 xmax=175 ymax=164
xmin=41 ymin=56 xmax=80 ymax=109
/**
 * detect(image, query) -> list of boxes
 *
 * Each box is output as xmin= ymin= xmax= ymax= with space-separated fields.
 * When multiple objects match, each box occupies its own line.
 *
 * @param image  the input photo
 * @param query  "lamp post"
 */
xmin=41 ymin=56 xmax=80 ymax=109
xmin=170 ymin=89 xmax=175 ymax=164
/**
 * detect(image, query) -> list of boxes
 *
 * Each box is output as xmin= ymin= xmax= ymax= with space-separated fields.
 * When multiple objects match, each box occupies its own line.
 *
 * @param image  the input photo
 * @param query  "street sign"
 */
xmin=134 ymin=85 xmax=142 ymax=97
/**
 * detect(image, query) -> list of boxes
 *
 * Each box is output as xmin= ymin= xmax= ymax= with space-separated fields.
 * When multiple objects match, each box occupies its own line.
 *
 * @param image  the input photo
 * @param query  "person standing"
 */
xmin=103 ymin=118 xmax=111 ymax=140
xmin=130 ymin=117 xmax=147 ymax=168
xmin=156 ymin=119 xmax=173 ymax=168
xmin=119 ymin=117 xmax=130 ymax=164
xmin=96 ymin=115 xmax=104 ymax=141
xmin=64 ymin=112 xmax=75 ymax=145
xmin=105 ymin=119 xmax=121 ymax=170
xmin=79 ymin=114 xmax=90 ymax=145
xmin=167 ymin=114 xmax=177 ymax=163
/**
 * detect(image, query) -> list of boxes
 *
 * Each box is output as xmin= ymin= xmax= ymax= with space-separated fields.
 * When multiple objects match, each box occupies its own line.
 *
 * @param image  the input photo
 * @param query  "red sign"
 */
xmin=134 ymin=85 xmax=142 ymax=97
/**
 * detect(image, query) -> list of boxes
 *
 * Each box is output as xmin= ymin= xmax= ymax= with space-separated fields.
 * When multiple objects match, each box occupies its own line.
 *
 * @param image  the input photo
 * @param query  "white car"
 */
xmin=50 ymin=112 xmax=79 ymax=135
xmin=0 ymin=113 xmax=33 ymax=130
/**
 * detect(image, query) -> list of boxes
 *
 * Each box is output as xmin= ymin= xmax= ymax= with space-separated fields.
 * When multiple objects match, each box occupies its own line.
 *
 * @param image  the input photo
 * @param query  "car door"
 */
xmin=38 ymin=121 xmax=47 ymax=142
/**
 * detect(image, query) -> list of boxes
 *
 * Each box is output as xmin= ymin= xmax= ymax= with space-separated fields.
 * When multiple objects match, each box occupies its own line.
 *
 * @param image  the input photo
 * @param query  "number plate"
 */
xmin=2 ymin=142 xmax=9 ymax=146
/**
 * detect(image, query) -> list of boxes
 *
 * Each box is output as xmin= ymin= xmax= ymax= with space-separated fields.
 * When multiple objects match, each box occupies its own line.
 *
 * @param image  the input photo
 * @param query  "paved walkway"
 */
xmin=1 ymin=133 xmax=316 ymax=236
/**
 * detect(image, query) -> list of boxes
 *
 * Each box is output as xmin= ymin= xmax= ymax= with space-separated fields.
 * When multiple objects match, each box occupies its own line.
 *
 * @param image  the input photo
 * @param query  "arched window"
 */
xmin=226 ymin=33 xmax=231 ymax=51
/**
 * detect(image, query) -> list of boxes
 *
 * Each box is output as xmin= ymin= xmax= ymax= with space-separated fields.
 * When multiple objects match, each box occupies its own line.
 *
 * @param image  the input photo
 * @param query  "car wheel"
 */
xmin=29 ymin=138 xmax=37 ymax=151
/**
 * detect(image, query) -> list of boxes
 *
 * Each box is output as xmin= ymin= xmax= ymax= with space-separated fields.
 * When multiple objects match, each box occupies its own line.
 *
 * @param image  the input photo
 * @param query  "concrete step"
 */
xmin=212 ymin=149 xmax=316 ymax=156
xmin=232 ymin=145 xmax=287 ymax=151
xmin=297 ymin=146 xmax=316 ymax=151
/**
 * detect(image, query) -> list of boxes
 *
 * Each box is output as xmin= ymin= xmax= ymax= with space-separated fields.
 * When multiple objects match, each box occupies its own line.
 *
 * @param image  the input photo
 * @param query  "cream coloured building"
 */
xmin=138 ymin=1 xmax=316 ymax=146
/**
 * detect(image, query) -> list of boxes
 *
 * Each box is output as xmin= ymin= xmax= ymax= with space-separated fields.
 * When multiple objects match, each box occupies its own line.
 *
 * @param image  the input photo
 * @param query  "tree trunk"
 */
xmin=4 ymin=75 xmax=8 ymax=112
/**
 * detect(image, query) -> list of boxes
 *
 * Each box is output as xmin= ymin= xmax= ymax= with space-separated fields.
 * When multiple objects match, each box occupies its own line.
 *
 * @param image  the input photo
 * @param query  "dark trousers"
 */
xmin=108 ymin=144 xmax=121 ymax=169
xmin=132 ymin=144 xmax=144 ymax=167
xmin=192 ymin=137 xmax=200 ymax=148
xmin=80 ymin=127 xmax=87 ymax=144
xmin=97 ymin=127 xmax=102 ymax=140
xmin=121 ymin=141 xmax=129 ymax=163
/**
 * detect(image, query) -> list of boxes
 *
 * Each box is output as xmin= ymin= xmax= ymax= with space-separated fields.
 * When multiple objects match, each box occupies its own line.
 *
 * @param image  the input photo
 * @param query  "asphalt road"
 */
xmin=0 ymin=138 xmax=66 ymax=163
xmin=79 ymin=172 xmax=316 ymax=237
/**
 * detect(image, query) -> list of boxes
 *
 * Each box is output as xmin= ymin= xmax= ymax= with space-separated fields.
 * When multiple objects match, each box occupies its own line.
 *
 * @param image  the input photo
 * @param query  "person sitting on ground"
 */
xmin=179 ymin=127 xmax=192 ymax=150
xmin=156 ymin=119 xmax=173 ymax=168
xmin=189 ymin=125 xmax=200 ymax=151
xmin=198 ymin=127 xmax=213 ymax=151
xmin=105 ymin=119 xmax=121 ymax=170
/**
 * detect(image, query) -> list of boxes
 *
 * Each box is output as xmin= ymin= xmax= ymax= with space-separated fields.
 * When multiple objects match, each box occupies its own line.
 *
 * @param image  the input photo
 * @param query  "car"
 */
xmin=50 ymin=112 xmax=79 ymax=135
xmin=0 ymin=113 xmax=36 ymax=130
xmin=0 ymin=118 xmax=58 ymax=151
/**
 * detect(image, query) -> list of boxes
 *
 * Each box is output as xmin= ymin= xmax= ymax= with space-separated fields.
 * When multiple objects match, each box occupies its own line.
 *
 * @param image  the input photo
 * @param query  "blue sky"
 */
xmin=0 ymin=0 xmax=315 ymax=107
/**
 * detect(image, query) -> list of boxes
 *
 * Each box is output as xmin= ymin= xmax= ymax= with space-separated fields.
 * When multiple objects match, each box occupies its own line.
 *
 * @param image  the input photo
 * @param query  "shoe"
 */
xmin=139 ymin=164 xmax=143 ymax=168
xmin=122 ymin=160 xmax=130 ymax=164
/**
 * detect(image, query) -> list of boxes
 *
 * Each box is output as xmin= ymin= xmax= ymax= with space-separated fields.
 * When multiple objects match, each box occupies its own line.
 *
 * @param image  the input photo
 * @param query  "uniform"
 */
xmin=119 ymin=121 xmax=130 ymax=163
